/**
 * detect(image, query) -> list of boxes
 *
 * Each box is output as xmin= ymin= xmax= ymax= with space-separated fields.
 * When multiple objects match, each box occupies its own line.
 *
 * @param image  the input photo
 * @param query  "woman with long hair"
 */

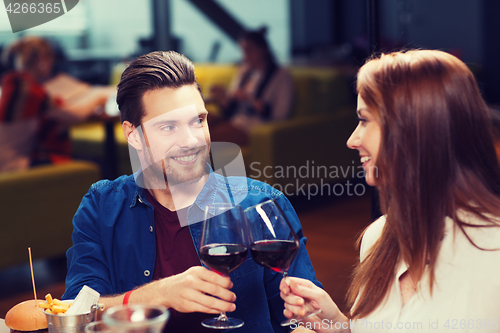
xmin=281 ymin=50 xmax=500 ymax=332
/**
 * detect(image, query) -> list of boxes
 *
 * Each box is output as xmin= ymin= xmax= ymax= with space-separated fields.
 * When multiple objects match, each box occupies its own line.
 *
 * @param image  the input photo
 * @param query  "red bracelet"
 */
xmin=123 ymin=290 xmax=134 ymax=305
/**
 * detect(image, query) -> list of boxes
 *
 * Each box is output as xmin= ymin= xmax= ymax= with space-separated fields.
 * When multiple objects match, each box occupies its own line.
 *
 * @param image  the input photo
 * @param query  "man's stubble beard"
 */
xmin=144 ymin=146 xmax=211 ymax=189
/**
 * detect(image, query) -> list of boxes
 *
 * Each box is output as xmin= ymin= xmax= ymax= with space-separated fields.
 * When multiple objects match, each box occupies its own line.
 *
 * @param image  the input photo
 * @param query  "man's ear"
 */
xmin=123 ymin=121 xmax=144 ymax=151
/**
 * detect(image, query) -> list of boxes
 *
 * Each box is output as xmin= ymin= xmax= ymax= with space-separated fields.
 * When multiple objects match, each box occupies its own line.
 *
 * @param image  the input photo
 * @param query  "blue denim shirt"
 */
xmin=63 ymin=172 xmax=321 ymax=332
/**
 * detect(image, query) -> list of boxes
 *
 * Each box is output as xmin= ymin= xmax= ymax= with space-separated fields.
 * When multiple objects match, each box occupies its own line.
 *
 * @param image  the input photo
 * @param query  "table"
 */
xmin=45 ymin=75 xmax=120 ymax=179
xmin=72 ymin=103 xmax=121 ymax=180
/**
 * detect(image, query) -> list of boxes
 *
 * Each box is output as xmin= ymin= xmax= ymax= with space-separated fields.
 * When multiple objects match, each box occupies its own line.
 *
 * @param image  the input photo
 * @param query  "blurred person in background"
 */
xmin=0 ymin=36 xmax=112 ymax=173
xmin=0 ymin=36 xmax=70 ymax=172
xmin=209 ymin=27 xmax=294 ymax=146
xmin=280 ymin=50 xmax=500 ymax=332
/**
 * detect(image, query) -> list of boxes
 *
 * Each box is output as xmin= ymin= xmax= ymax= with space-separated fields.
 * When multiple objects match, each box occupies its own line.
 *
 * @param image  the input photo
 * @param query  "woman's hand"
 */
xmin=280 ymin=277 xmax=350 ymax=333
xmin=233 ymin=88 xmax=250 ymax=102
xmin=209 ymin=85 xmax=228 ymax=106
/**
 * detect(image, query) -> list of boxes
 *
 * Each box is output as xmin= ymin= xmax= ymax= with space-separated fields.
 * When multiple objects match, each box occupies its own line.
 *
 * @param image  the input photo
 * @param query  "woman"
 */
xmin=281 ymin=50 xmax=500 ymax=332
xmin=209 ymin=27 xmax=294 ymax=146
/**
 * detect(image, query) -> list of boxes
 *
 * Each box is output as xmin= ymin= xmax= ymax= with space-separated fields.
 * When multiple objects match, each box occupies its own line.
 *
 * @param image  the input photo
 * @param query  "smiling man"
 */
xmin=62 ymin=51 xmax=320 ymax=333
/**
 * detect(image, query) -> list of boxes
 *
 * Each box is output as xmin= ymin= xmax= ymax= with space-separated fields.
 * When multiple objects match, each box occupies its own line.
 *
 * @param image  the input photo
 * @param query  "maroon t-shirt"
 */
xmin=145 ymin=191 xmax=216 ymax=332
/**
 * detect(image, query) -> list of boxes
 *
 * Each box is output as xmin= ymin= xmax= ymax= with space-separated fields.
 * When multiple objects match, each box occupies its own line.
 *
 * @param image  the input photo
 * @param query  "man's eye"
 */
xmin=160 ymin=125 xmax=175 ymax=132
xmin=193 ymin=117 xmax=205 ymax=126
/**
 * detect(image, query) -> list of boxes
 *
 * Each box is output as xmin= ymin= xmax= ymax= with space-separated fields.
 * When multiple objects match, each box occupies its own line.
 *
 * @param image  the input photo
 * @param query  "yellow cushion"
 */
xmin=194 ymin=63 xmax=238 ymax=96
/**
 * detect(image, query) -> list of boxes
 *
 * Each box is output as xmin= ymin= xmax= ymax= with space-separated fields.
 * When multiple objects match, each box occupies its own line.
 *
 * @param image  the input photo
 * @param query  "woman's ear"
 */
xmin=123 ymin=121 xmax=144 ymax=151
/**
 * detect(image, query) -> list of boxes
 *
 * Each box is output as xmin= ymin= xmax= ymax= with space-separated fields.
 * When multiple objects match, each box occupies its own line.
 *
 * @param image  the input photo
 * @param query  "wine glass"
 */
xmin=102 ymin=304 xmax=169 ymax=333
xmin=85 ymin=321 xmax=113 ymax=333
xmin=200 ymin=203 xmax=247 ymax=329
xmin=244 ymin=199 xmax=321 ymax=326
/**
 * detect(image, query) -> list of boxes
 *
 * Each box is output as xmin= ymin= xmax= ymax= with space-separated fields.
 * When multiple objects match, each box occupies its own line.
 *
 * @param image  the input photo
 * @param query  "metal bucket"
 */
xmin=45 ymin=304 xmax=102 ymax=333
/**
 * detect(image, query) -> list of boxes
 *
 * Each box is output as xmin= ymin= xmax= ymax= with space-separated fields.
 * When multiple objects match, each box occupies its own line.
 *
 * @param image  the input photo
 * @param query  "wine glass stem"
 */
xmin=218 ymin=312 xmax=229 ymax=322
xmin=283 ymin=271 xmax=293 ymax=299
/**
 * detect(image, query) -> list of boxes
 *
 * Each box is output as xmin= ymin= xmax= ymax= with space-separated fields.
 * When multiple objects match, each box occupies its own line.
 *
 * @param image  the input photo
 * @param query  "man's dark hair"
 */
xmin=117 ymin=51 xmax=201 ymax=127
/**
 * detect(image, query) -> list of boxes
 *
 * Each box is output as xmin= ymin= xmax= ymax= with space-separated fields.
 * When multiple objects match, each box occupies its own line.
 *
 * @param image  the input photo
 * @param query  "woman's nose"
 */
xmin=346 ymin=125 xmax=360 ymax=150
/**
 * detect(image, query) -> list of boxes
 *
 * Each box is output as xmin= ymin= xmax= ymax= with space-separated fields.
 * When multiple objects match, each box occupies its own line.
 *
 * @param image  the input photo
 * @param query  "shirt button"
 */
xmin=144 ymin=270 xmax=150 ymax=277
xmin=149 ymin=226 xmax=153 ymax=232
xmin=138 ymin=197 xmax=143 ymax=204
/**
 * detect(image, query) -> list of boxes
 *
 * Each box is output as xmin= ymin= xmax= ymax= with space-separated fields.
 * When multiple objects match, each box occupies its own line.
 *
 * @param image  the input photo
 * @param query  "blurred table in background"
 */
xmin=68 ymin=87 xmax=133 ymax=180
xmin=44 ymin=73 xmax=122 ymax=179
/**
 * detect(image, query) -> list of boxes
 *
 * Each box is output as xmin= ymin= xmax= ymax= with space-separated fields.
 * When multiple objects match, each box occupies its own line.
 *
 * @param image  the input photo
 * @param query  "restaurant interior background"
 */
xmin=1 ymin=0 xmax=500 ymax=316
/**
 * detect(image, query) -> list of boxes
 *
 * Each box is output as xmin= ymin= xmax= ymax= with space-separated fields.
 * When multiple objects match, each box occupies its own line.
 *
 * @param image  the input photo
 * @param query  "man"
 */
xmin=63 ymin=51 xmax=320 ymax=332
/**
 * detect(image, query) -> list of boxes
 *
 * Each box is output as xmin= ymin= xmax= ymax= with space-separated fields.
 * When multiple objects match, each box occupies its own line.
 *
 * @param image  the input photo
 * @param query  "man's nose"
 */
xmin=176 ymin=126 xmax=201 ymax=148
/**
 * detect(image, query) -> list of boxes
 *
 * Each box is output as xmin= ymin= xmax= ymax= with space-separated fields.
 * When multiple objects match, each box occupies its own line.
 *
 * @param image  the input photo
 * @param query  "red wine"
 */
xmin=200 ymin=243 xmax=248 ymax=275
xmin=250 ymin=240 xmax=299 ymax=273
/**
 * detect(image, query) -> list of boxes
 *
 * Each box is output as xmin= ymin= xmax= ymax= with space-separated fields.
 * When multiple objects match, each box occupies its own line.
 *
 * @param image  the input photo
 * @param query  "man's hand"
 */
xmin=157 ymin=266 xmax=236 ymax=313
xmin=100 ymin=266 xmax=236 ymax=314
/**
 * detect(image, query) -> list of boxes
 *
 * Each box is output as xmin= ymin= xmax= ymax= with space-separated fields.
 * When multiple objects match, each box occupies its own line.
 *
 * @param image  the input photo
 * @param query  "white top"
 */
xmin=353 ymin=213 xmax=500 ymax=333
xmin=228 ymin=65 xmax=294 ymax=133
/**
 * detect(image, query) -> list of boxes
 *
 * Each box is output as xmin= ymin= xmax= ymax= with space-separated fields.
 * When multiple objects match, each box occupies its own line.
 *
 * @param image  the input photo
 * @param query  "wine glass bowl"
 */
xmin=199 ymin=243 xmax=247 ymax=276
xmin=244 ymin=200 xmax=299 ymax=276
xmin=249 ymin=239 xmax=298 ymax=274
xmin=199 ymin=203 xmax=247 ymax=329
xmin=244 ymin=199 xmax=320 ymax=326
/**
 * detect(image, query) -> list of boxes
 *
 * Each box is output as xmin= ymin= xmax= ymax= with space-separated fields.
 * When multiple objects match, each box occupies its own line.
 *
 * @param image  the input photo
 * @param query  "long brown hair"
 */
xmin=347 ymin=50 xmax=500 ymax=318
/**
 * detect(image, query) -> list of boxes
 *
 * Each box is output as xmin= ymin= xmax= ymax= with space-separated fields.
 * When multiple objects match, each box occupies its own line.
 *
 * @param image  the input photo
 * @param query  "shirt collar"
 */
xmin=131 ymin=182 xmax=151 ymax=208
xmin=129 ymin=170 xmax=152 ymax=208
xmin=192 ymin=171 xmax=219 ymax=212
xmin=129 ymin=166 xmax=220 ymax=212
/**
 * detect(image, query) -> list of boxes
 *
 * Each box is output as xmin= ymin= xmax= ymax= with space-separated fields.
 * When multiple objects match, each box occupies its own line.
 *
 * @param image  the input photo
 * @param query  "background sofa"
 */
xmin=0 ymin=161 xmax=100 ymax=270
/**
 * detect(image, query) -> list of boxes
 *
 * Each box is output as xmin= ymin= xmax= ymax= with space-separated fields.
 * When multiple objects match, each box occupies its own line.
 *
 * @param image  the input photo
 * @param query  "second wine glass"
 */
xmin=200 ymin=203 xmax=247 ymax=329
xmin=244 ymin=199 xmax=320 ymax=326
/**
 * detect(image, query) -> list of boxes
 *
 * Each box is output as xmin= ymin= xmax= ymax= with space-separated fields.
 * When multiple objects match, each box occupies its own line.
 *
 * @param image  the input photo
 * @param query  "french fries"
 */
xmin=38 ymin=293 xmax=72 ymax=315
